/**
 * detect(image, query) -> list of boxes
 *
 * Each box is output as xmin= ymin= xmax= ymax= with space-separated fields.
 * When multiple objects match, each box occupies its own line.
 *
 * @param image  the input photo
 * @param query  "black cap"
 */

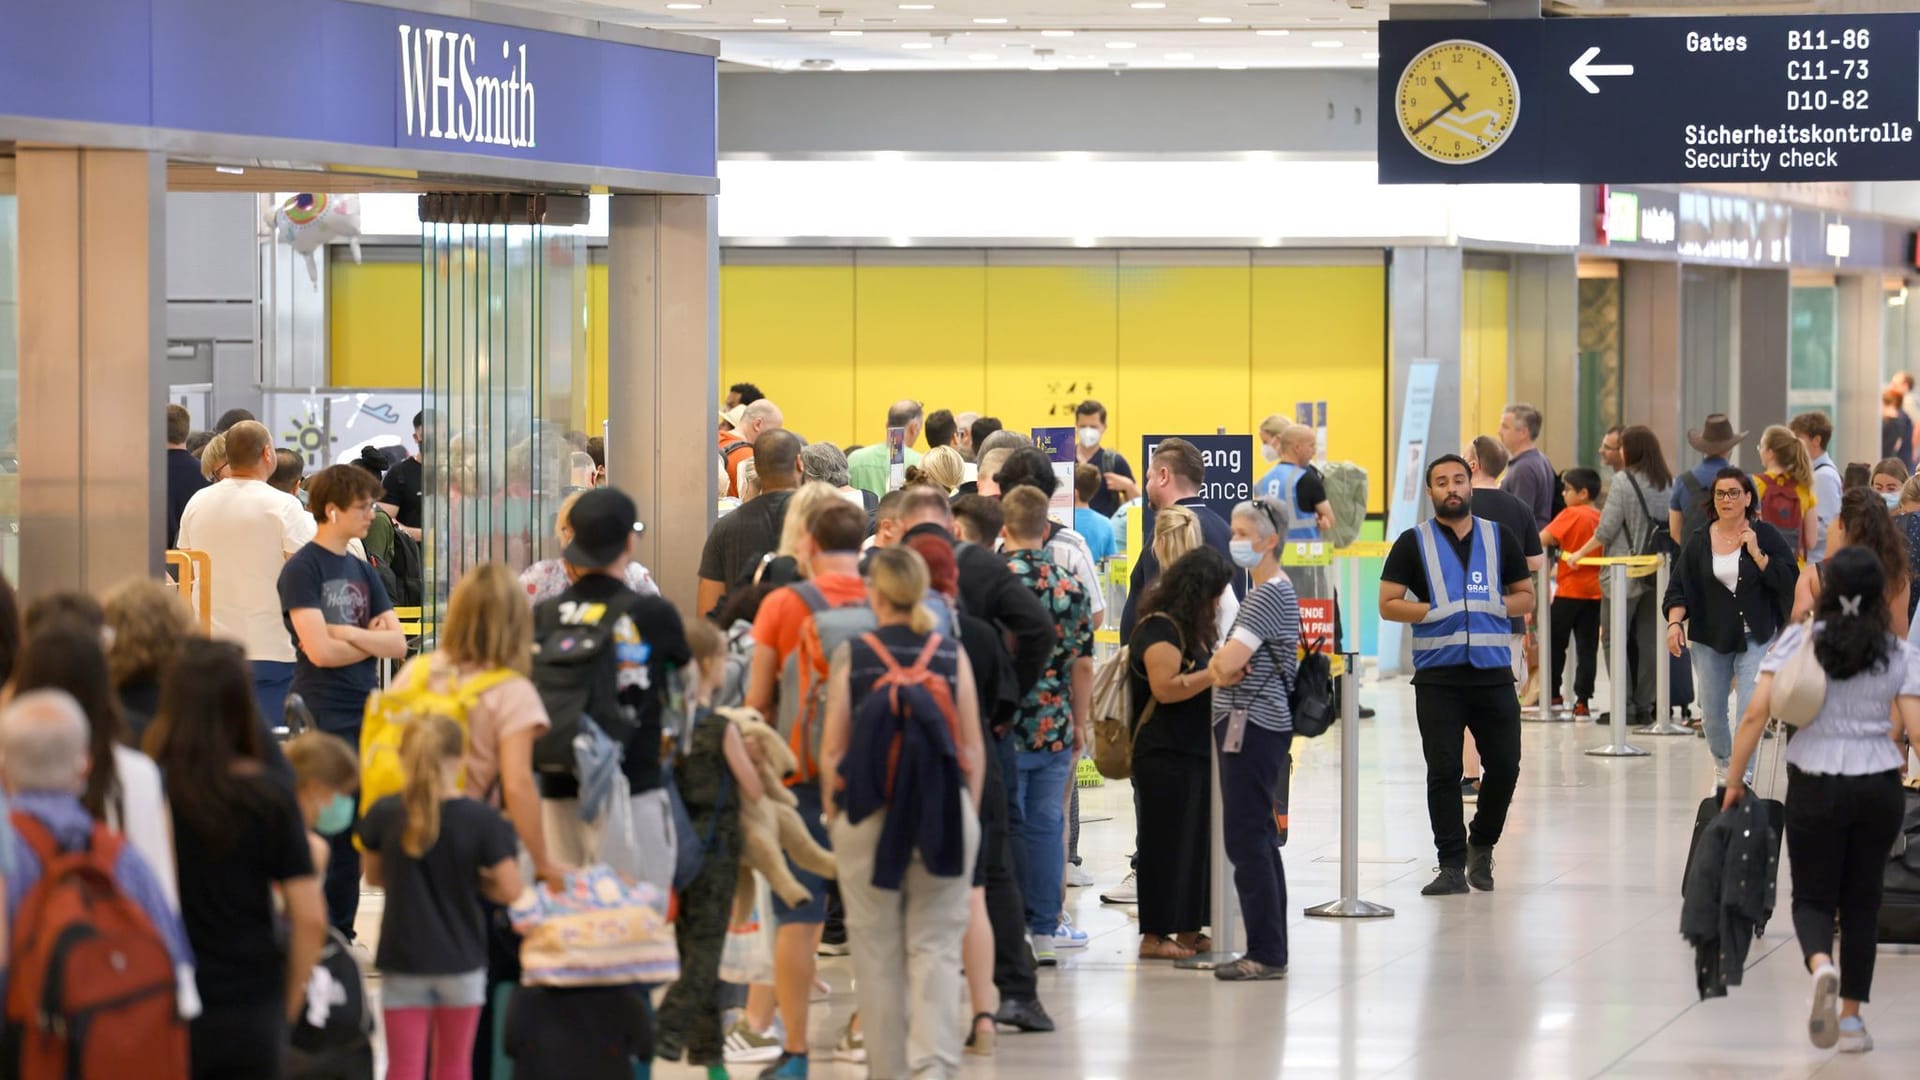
xmin=564 ymin=488 xmax=642 ymax=570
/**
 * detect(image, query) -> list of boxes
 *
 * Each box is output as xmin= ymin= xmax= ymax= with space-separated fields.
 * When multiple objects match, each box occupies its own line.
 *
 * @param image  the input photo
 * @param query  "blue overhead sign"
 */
xmin=1379 ymin=15 xmax=1920 ymax=184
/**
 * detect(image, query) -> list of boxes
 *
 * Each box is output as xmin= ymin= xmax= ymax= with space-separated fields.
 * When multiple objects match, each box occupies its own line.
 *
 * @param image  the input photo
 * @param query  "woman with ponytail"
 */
xmin=1725 ymin=546 xmax=1920 ymax=1054
xmin=819 ymin=545 xmax=986 ymax=1079
xmin=358 ymin=714 xmax=524 ymax=1080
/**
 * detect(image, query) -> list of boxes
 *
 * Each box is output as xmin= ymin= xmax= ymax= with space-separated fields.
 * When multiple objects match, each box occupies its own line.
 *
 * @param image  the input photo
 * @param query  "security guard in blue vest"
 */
xmin=1379 ymin=454 xmax=1535 ymax=896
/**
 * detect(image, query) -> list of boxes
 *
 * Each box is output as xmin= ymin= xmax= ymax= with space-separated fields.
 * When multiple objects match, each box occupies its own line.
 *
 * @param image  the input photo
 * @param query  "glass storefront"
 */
xmin=1576 ymin=261 xmax=1622 ymax=466
xmin=0 ymin=181 xmax=15 ymax=581
xmin=1788 ymin=280 xmax=1838 ymax=424
xmin=419 ymin=202 xmax=589 ymax=631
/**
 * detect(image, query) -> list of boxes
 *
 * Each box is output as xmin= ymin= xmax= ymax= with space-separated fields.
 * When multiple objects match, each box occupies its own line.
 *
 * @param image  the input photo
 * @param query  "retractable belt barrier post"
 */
xmin=1637 ymin=553 xmax=1690 ymax=736
xmin=1174 ymin=741 xmax=1243 ymax=971
xmin=1305 ymin=653 xmax=1393 ymax=920
xmin=1580 ymin=556 xmax=1658 ymax=758
xmin=1522 ymin=557 xmax=1563 ymax=722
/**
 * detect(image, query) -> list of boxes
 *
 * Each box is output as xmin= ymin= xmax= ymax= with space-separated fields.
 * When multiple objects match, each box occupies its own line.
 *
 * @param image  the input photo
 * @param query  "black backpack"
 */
xmin=530 ymin=588 xmax=642 ymax=778
xmin=1675 ymin=472 xmax=1712 ymax=552
xmin=1288 ymin=636 xmax=1336 ymax=738
xmin=286 ymin=928 xmax=374 ymax=1080
xmin=387 ymin=527 xmax=424 ymax=607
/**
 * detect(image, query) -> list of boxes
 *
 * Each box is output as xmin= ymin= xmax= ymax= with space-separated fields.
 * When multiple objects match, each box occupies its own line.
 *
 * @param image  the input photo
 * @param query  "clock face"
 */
xmin=1395 ymin=39 xmax=1521 ymax=165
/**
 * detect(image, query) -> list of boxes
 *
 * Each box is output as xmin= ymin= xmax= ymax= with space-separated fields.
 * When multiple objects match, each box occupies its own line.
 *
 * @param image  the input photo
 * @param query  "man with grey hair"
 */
xmin=954 ymin=411 xmax=982 ymax=461
xmin=800 ymin=440 xmax=878 ymax=517
xmin=847 ymin=399 xmax=925 ymax=500
xmin=977 ymin=428 xmax=1033 ymax=463
xmin=3 ymin=690 xmax=199 ymax=1013
xmin=721 ymin=398 xmax=785 ymax=498
xmin=1498 ymin=402 xmax=1556 ymax=530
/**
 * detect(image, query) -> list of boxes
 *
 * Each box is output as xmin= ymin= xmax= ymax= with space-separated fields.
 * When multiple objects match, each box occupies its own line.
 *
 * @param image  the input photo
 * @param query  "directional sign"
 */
xmin=1379 ymin=15 xmax=1920 ymax=183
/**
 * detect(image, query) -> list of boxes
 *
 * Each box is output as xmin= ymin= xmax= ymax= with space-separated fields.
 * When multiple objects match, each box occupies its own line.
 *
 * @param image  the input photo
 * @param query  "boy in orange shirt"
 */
xmin=1542 ymin=468 xmax=1604 ymax=717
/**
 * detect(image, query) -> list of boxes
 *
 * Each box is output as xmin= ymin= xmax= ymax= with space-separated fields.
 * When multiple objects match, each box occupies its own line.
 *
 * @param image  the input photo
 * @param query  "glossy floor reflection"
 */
xmin=655 ymin=677 xmax=1920 ymax=1079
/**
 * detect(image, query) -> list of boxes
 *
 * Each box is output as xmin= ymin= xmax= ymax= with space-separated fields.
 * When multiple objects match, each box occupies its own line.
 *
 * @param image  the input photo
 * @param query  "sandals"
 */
xmin=1176 ymin=933 xmax=1212 ymax=954
xmin=965 ymin=1012 xmax=996 ymax=1056
xmin=1138 ymin=935 xmax=1196 ymax=960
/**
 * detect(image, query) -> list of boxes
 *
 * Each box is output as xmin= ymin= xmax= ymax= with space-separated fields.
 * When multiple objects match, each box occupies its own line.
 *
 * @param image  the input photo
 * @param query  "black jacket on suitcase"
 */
xmin=1681 ymin=792 xmax=1781 ymax=1000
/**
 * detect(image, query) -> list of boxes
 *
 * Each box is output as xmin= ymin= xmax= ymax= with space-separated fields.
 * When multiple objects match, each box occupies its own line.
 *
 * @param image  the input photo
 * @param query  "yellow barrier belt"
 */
xmin=1576 ymin=555 xmax=1663 ymax=579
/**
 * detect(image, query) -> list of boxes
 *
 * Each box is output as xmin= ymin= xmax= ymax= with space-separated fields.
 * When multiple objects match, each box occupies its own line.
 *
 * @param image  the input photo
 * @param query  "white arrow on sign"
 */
xmin=1569 ymin=46 xmax=1634 ymax=94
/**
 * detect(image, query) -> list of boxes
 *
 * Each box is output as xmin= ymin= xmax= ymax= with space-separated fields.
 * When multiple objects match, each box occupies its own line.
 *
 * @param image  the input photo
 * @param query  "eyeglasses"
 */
xmin=1712 ymin=489 xmax=1745 ymax=500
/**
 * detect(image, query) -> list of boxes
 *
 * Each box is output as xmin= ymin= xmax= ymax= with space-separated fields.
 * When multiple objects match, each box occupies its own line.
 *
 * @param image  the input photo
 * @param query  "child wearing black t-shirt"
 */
xmin=358 ymin=715 xmax=522 ymax=1080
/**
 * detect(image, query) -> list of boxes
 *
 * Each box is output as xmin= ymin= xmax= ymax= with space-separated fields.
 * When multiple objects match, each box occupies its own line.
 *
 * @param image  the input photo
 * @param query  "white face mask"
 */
xmin=1077 ymin=426 xmax=1102 ymax=450
xmin=1262 ymin=442 xmax=1280 ymax=462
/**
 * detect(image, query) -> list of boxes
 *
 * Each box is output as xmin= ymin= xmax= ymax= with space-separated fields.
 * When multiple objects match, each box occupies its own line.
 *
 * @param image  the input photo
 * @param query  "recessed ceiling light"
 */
xmin=1361 ymin=51 xmax=1380 ymax=61
xmin=969 ymin=52 xmax=999 ymax=61
xmin=1106 ymin=41 xmax=1137 ymax=49
xmin=902 ymin=41 xmax=933 ymax=48
xmin=1031 ymin=63 xmax=1059 ymax=71
xmin=665 ymin=3 xmax=703 ymax=9
xmin=1130 ymin=2 xmax=1166 ymax=8
xmin=841 ymin=64 xmax=870 ymax=70
xmin=829 ymin=29 xmax=863 ymax=35
xmin=1255 ymin=29 xmax=1290 ymax=36
xmin=752 ymin=17 xmax=787 ymax=24
xmin=973 ymin=16 xmax=1008 ymax=23
xmin=1198 ymin=16 xmax=1233 ymax=24
xmin=1219 ymin=62 xmax=1247 ymax=69
xmin=898 ymin=2 xmax=934 ymax=7
xmin=1312 ymin=39 xmax=1343 ymax=48
xmin=1041 ymin=29 xmax=1074 ymax=37
xmin=1164 ymin=52 xmax=1195 ymax=60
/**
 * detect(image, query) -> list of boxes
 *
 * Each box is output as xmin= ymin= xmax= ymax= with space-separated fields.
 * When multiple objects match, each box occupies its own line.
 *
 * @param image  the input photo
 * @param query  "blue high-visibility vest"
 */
xmin=1409 ymin=517 xmax=1512 ymax=671
xmin=1259 ymin=462 xmax=1321 ymax=543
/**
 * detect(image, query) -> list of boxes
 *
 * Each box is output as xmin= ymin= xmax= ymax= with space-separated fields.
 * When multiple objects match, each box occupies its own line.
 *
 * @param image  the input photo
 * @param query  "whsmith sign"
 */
xmin=0 ymin=0 xmax=715 ymax=184
xmin=1379 ymin=14 xmax=1920 ymax=184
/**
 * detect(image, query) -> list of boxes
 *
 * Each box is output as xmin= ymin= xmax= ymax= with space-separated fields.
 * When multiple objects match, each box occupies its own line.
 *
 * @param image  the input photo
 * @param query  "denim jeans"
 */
xmin=1009 ymin=747 xmax=1073 ymax=937
xmin=1692 ymin=638 xmax=1765 ymax=771
xmin=251 ymin=660 xmax=296 ymax=733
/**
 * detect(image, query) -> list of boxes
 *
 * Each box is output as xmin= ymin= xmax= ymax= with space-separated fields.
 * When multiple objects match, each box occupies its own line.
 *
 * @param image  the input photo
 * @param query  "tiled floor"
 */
xmin=652 ymin=677 xmax=1920 ymax=1079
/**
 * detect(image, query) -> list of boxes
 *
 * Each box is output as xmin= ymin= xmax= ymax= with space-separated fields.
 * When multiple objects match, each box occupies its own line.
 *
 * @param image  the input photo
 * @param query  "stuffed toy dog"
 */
xmin=718 ymin=708 xmax=837 ymax=921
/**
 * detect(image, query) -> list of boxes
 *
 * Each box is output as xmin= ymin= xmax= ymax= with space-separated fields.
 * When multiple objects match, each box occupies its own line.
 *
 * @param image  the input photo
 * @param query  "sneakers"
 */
xmin=1573 ymin=700 xmax=1591 ymax=719
xmin=1066 ymin=864 xmax=1095 ymax=888
xmin=1837 ymin=1015 xmax=1873 ymax=1053
xmin=816 ymin=938 xmax=850 ymax=958
xmin=1054 ymin=912 xmax=1089 ymax=949
xmin=1100 ymin=870 xmax=1138 ymax=905
xmin=817 ymin=922 xmax=849 ymax=957
xmin=1808 ymin=961 xmax=1841 ymax=1050
xmin=1214 ymin=956 xmax=1286 ymax=981
xmin=1031 ymin=933 xmax=1058 ymax=967
xmin=1466 ymin=844 xmax=1495 ymax=892
xmin=1421 ymin=867 xmax=1470 ymax=896
xmin=994 ymin=997 xmax=1056 ymax=1033
xmin=723 ymin=1019 xmax=784 ymax=1064
xmin=1460 ymin=778 xmax=1480 ymax=804
xmin=833 ymin=1020 xmax=865 ymax=1064
xmin=758 ymin=1052 xmax=809 ymax=1079
xmin=1712 ymin=764 xmax=1729 ymax=792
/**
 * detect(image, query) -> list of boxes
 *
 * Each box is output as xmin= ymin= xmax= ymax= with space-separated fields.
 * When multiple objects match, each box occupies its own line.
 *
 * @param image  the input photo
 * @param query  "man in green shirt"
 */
xmin=845 ymin=399 xmax=924 ymax=500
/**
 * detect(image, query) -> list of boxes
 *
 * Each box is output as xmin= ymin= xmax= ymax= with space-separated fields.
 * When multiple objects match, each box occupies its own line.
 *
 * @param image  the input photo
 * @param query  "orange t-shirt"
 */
xmin=751 ymin=572 xmax=871 ymax=669
xmin=1543 ymin=504 xmax=1602 ymax=600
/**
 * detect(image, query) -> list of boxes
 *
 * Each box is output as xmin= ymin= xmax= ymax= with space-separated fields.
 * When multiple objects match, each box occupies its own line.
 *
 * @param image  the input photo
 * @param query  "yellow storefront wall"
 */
xmin=1460 ymin=268 xmax=1511 ymax=447
xmin=329 ymin=256 xmax=1390 ymax=514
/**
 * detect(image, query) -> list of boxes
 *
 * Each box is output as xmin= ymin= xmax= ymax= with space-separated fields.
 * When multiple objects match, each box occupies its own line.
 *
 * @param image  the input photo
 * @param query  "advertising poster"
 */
xmin=1031 ymin=426 xmax=1076 ymax=523
xmin=1378 ymin=362 xmax=1440 ymax=673
xmin=886 ymin=426 xmax=908 ymax=492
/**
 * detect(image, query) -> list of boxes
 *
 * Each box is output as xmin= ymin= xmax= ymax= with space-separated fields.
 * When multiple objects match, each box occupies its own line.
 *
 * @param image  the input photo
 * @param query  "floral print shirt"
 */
xmin=1006 ymin=546 xmax=1095 ymax=752
xmin=519 ymin=558 xmax=658 ymax=605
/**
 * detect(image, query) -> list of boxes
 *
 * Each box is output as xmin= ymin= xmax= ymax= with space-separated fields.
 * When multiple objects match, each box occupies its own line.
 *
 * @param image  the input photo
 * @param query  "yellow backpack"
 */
xmin=356 ymin=658 xmax=518 ymax=849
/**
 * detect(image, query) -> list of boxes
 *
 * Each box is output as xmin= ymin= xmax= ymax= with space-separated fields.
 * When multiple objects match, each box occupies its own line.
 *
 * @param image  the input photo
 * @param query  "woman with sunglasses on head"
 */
xmin=1790 ymin=485 xmax=1911 ymax=639
xmin=1662 ymin=467 xmax=1800 ymax=789
xmin=1202 ymin=496 xmax=1299 ymax=982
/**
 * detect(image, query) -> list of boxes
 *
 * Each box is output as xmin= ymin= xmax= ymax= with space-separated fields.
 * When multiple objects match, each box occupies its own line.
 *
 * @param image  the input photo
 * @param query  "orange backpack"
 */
xmin=3 ymin=813 xmax=188 ymax=1080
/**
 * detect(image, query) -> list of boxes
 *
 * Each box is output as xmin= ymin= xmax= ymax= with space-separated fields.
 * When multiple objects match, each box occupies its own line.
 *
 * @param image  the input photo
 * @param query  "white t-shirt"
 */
xmin=176 ymin=478 xmax=316 ymax=663
xmin=108 ymin=745 xmax=179 ymax=912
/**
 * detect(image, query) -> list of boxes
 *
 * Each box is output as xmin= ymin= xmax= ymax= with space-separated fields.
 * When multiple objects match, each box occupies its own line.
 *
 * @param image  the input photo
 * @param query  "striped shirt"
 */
xmin=1213 ymin=576 xmax=1301 ymax=733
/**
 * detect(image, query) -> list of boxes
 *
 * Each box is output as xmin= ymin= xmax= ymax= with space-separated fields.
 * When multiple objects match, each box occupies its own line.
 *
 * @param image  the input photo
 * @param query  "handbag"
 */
xmin=510 ymin=865 xmax=679 ymax=987
xmin=718 ymin=872 xmax=776 ymax=985
xmin=1769 ymin=617 xmax=1826 ymax=728
xmin=1090 ymin=613 xmax=1184 ymax=780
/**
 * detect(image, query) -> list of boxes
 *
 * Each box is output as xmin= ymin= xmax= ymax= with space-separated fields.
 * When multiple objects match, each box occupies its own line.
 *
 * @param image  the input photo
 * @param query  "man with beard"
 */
xmin=1378 ymin=455 xmax=1534 ymax=897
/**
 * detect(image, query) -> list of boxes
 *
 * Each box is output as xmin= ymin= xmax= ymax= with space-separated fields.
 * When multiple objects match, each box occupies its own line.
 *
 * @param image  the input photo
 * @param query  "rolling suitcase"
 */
xmin=1876 ymin=786 xmax=1920 ymax=945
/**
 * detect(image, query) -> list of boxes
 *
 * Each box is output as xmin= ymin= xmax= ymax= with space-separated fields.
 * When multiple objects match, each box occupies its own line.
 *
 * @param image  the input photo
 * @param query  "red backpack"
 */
xmin=3 ymin=812 xmax=188 ymax=1080
xmin=1758 ymin=475 xmax=1806 ymax=556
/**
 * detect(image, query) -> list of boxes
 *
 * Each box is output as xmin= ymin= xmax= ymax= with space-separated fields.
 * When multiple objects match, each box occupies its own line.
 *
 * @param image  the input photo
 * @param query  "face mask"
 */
xmin=1076 ymin=426 xmax=1101 ymax=450
xmin=1230 ymin=540 xmax=1263 ymax=568
xmin=1884 ymin=491 xmax=1901 ymax=510
xmin=1261 ymin=443 xmax=1280 ymax=462
xmin=314 ymin=793 xmax=355 ymax=837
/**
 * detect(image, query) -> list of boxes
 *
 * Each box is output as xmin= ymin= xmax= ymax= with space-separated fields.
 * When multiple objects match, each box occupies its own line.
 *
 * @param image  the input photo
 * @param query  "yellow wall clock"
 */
xmin=1395 ymin=39 xmax=1521 ymax=164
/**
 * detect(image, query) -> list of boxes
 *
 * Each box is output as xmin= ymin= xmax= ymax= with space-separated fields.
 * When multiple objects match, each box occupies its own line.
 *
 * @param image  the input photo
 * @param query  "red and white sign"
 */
xmin=1298 ymin=599 xmax=1336 ymax=653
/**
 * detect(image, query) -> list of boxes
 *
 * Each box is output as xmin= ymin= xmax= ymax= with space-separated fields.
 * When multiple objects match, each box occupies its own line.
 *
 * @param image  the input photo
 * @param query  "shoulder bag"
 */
xmin=1769 ymin=616 xmax=1826 ymax=728
xmin=1090 ymin=613 xmax=1185 ymax=780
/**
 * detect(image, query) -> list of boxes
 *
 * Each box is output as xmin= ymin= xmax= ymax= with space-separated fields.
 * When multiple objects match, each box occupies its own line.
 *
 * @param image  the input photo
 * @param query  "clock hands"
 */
xmin=1409 ymin=77 xmax=1470 ymax=138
